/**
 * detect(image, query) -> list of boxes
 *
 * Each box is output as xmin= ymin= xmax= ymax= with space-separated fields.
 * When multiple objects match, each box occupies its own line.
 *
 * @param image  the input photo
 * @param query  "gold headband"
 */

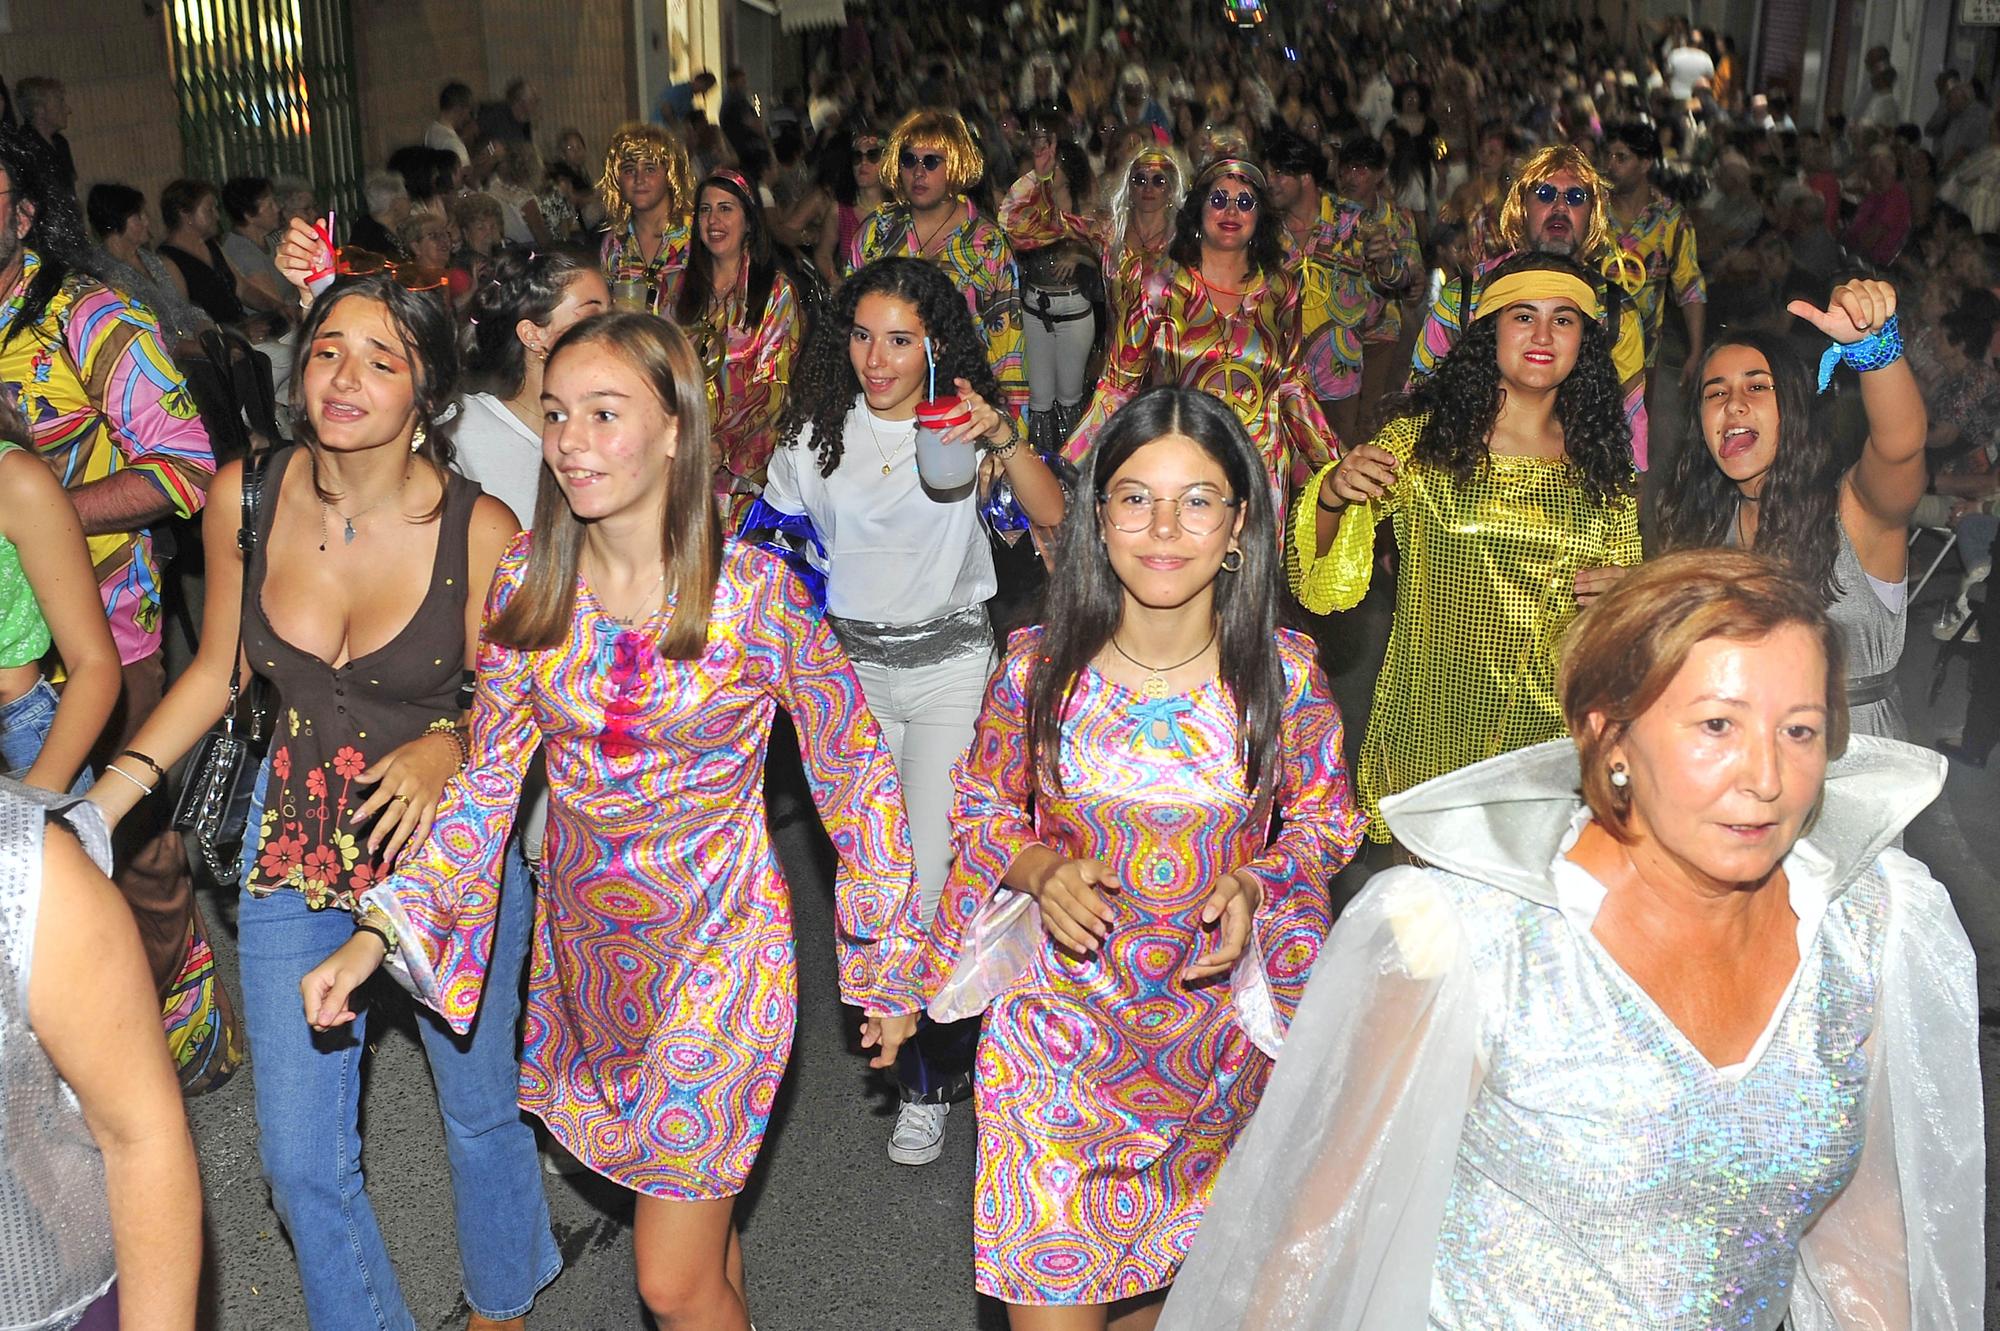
xmin=1193 ymin=157 xmax=1267 ymax=193
xmin=1471 ymin=270 xmax=1603 ymax=323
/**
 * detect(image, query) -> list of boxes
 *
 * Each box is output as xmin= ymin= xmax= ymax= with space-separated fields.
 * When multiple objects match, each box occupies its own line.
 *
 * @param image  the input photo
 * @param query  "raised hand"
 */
xmin=1788 ymin=278 xmax=1898 ymax=346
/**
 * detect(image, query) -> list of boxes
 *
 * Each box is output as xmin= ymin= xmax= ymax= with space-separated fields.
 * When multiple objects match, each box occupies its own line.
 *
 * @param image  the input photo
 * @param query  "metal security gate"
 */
xmin=164 ymin=0 xmax=364 ymax=215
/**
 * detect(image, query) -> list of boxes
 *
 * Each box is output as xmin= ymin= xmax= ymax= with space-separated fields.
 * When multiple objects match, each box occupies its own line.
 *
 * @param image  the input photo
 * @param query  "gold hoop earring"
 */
xmin=409 ymin=420 xmax=428 ymax=455
xmin=1221 ymin=548 xmax=1244 ymax=573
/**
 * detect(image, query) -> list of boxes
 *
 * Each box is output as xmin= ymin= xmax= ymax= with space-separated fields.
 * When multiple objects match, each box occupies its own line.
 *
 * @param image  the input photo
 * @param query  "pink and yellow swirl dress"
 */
xmin=924 ymin=627 xmax=1364 ymax=1304
xmin=362 ymin=537 xmax=929 ymax=1199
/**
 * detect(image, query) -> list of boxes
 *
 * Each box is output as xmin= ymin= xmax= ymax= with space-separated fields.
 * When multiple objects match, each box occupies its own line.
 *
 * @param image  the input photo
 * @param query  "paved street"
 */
xmin=185 ymin=567 xmax=2000 ymax=1330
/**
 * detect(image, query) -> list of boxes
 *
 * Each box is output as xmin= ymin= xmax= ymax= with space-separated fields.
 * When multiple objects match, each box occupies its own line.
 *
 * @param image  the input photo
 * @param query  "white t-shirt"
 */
xmin=760 ymin=399 xmax=995 ymax=625
xmin=425 ymin=120 xmax=471 ymax=166
xmin=1664 ymin=45 xmax=1714 ymax=100
xmin=453 ymin=392 xmax=544 ymax=527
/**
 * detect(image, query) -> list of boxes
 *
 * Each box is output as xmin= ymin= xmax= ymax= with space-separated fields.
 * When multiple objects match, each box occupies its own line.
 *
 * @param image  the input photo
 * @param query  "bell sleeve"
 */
xmin=1227 ymin=633 xmax=1365 ymax=1054
xmin=1064 ymin=274 xmax=1164 ymax=465
xmin=924 ymin=630 xmax=1047 ymax=1021
xmin=361 ymin=536 xmax=541 ymax=1033
xmin=1789 ymin=851 xmax=1985 ymax=1330
xmin=1157 ymin=866 xmax=1484 ymax=1331
xmin=746 ymin=554 xmax=926 ymax=1015
xmin=1286 ymin=415 xmax=1416 ymax=614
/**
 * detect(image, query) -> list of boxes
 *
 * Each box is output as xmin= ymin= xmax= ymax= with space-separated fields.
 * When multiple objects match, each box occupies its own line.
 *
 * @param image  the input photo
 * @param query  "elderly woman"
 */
xmin=1158 ymin=549 xmax=1984 ymax=1331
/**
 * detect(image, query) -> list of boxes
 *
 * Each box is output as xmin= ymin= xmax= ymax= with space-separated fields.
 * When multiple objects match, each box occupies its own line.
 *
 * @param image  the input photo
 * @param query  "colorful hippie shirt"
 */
xmin=0 ymin=251 xmax=213 ymax=664
xmin=1605 ymin=192 xmax=1704 ymax=368
xmin=923 ymin=626 xmax=1363 ymax=1305
xmin=1409 ymin=249 xmax=1652 ymax=469
xmin=1289 ymin=414 xmax=1641 ymax=842
xmin=663 ymin=263 xmax=803 ymax=509
xmin=1286 ymin=191 xmax=1420 ymax=402
xmin=599 ymin=215 xmax=693 ymax=312
xmin=848 ymin=198 xmax=1029 ymax=413
xmin=1065 ymin=260 xmax=1337 ymax=509
xmin=363 ymin=537 xmax=929 ymax=1199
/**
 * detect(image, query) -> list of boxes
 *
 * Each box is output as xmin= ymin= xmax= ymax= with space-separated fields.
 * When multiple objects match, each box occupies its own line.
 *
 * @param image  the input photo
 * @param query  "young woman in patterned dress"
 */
xmin=303 ymin=311 xmax=931 ymax=1331
xmin=925 ymin=386 xmax=1363 ymax=1329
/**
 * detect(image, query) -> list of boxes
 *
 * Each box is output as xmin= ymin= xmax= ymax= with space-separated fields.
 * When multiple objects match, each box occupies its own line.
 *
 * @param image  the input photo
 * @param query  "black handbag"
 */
xmin=172 ymin=448 xmax=275 ymax=887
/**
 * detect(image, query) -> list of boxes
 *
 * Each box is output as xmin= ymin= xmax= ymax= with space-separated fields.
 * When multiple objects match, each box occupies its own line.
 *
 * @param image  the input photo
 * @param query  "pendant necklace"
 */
xmin=863 ymin=410 xmax=911 ymax=476
xmin=1110 ymin=627 xmax=1217 ymax=701
xmin=315 ymin=462 xmax=411 ymax=552
xmin=600 ymin=567 xmax=668 ymax=627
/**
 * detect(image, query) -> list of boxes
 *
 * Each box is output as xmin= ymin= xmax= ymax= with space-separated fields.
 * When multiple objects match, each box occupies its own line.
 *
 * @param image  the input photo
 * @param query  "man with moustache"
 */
xmin=1409 ymin=144 xmax=1652 ymax=468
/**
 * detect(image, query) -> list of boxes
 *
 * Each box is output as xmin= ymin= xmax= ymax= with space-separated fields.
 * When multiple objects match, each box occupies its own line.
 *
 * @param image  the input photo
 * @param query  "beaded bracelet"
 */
xmin=1815 ymin=313 xmax=1902 ymax=394
xmin=425 ymin=716 xmax=469 ymax=772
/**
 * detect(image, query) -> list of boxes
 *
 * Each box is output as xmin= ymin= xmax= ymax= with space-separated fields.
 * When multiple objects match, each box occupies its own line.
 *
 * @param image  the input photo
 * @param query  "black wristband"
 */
xmin=354 ymin=919 xmax=394 ymax=951
xmin=1315 ymin=489 xmax=1345 ymax=514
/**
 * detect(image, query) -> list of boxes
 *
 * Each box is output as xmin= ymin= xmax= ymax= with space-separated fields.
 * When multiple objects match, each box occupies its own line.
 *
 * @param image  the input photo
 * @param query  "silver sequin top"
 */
xmin=0 ymin=782 xmax=114 ymax=1330
xmin=1156 ymin=738 xmax=1986 ymax=1331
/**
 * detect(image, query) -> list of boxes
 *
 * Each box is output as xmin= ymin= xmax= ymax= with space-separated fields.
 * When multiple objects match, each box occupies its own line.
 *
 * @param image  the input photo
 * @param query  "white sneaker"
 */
xmin=887 ymin=1100 xmax=949 ymax=1165
xmin=1934 ymin=602 xmax=1980 ymax=642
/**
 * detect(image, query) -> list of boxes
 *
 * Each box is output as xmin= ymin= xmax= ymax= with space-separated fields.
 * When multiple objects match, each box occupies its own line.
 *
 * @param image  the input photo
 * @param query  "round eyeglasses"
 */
xmin=1099 ymin=484 xmax=1240 ymax=535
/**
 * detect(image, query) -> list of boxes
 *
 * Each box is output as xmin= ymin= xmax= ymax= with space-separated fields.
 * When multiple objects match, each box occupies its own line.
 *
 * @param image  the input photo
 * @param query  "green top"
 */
xmin=0 ymin=441 xmax=54 ymax=670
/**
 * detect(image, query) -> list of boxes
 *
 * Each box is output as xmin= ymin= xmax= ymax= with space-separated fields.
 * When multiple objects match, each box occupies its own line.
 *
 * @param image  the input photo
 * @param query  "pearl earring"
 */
xmin=1609 ymin=763 xmax=1629 ymax=788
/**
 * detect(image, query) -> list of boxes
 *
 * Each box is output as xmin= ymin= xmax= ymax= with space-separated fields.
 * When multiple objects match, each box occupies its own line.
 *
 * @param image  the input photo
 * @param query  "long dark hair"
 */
xmin=465 ymin=247 xmax=600 ymax=397
xmin=777 ymin=257 xmax=997 ymax=477
xmin=0 ymin=123 xmax=98 ymax=352
xmin=293 ymin=273 xmax=461 ymax=519
xmin=1653 ymin=330 xmax=1844 ymax=600
xmin=1395 ymin=252 xmax=1633 ymax=504
xmin=486 ymin=312 xmax=723 ymax=660
xmin=1167 ymin=167 xmax=1286 ymax=278
xmin=675 ymin=174 xmax=778 ymax=331
xmin=1026 ymin=388 xmax=1285 ymax=801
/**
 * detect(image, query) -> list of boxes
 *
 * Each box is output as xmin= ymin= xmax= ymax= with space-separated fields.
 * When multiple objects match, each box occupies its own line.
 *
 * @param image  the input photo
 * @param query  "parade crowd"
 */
xmin=0 ymin=0 xmax=1988 ymax=1328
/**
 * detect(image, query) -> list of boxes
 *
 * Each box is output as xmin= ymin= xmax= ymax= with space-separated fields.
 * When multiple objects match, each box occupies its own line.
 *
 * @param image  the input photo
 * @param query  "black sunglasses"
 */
xmin=1129 ymin=171 xmax=1171 ymax=189
xmin=899 ymin=150 xmax=946 ymax=173
xmin=1207 ymin=189 xmax=1258 ymax=213
xmin=1532 ymin=182 xmax=1590 ymax=208
xmin=860 ymin=145 xmax=885 ymax=162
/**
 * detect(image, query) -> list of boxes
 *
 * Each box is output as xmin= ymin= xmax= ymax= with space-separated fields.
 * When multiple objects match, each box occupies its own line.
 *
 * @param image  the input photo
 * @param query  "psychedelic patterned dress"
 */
xmin=662 ymin=262 xmax=804 ymax=518
xmin=925 ymin=627 xmax=1364 ymax=1304
xmin=362 ymin=538 xmax=930 ymax=1199
xmin=1064 ymin=261 xmax=1337 ymax=511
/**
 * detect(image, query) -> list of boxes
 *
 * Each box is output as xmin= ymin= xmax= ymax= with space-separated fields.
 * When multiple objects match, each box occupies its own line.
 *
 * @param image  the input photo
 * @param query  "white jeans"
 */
xmin=1023 ymin=287 xmax=1096 ymax=412
xmin=849 ymin=649 xmax=995 ymax=921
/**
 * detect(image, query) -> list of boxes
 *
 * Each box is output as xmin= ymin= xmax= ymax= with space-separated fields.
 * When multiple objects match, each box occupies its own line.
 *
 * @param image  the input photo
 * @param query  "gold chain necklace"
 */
xmin=862 ymin=410 xmax=913 ymax=477
xmin=1109 ymin=628 xmax=1217 ymax=700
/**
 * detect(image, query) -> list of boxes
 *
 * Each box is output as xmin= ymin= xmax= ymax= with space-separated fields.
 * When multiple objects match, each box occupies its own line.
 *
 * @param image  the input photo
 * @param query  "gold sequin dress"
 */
xmin=1289 ymin=414 xmax=1641 ymax=842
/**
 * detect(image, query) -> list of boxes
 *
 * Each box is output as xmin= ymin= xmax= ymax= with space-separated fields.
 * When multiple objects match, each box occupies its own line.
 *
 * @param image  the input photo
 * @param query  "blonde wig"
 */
xmin=597 ymin=121 xmax=695 ymax=227
xmin=1496 ymin=143 xmax=1610 ymax=260
xmin=1102 ymin=140 xmax=1191 ymax=267
xmin=881 ymin=107 xmax=986 ymax=199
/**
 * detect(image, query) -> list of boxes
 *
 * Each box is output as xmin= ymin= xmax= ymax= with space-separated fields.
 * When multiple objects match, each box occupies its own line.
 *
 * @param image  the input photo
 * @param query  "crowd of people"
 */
xmin=0 ymin=0 xmax=1989 ymax=1328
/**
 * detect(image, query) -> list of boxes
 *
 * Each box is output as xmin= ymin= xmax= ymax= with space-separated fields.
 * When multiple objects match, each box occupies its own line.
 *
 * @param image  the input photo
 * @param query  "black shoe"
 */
xmin=1938 ymin=739 xmax=1989 ymax=768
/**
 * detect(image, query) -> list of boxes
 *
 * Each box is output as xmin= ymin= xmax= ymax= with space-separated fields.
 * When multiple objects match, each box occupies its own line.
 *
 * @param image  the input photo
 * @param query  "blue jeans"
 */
xmin=236 ymin=766 xmax=559 ymax=1327
xmin=0 ymin=677 xmax=90 ymax=791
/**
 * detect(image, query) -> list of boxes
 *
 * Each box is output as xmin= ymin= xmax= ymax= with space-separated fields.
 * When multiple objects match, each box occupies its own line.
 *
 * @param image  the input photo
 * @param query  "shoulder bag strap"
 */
xmin=221 ymin=447 xmax=273 ymax=737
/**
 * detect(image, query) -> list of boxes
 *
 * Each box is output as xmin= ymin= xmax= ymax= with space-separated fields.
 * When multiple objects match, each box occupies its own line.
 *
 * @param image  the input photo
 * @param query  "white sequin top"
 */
xmin=1157 ymin=737 xmax=1986 ymax=1331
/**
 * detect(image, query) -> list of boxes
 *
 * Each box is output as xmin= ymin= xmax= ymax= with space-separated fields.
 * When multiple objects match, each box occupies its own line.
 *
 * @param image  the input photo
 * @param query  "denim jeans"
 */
xmin=0 ymin=677 xmax=90 ymax=791
xmin=236 ymin=764 xmax=559 ymax=1327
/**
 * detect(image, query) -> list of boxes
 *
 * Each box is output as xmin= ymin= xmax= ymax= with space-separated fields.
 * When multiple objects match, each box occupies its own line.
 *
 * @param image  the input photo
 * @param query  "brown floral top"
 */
xmin=243 ymin=448 xmax=476 ymax=908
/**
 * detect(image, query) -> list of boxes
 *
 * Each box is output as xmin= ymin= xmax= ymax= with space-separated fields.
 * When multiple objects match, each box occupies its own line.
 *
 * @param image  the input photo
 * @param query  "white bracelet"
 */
xmin=103 ymin=763 xmax=157 ymax=796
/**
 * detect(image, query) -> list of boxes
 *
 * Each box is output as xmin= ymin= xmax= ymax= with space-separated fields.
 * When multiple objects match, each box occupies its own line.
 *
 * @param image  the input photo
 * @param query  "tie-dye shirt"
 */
xmin=0 ymin=251 xmax=213 ymax=664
